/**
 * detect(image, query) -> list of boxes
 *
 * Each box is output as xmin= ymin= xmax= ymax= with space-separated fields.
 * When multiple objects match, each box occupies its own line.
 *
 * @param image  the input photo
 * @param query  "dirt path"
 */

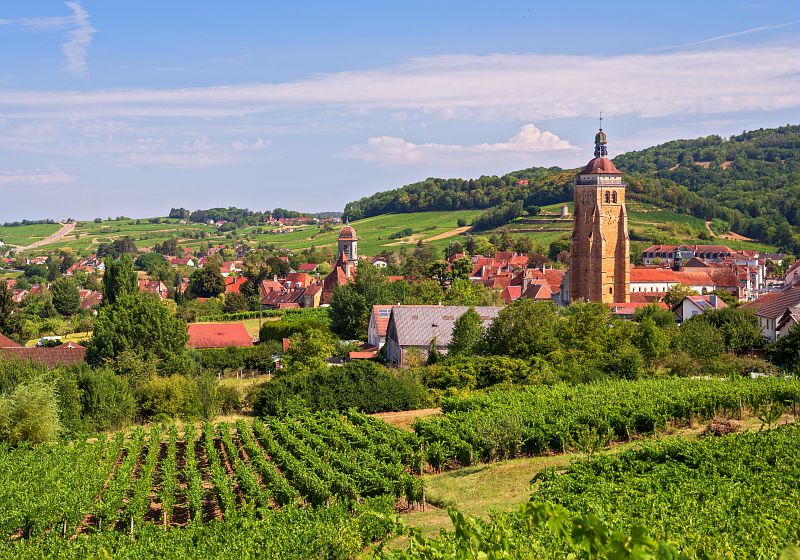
xmin=16 ymin=222 xmax=75 ymax=251
xmin=705 ymin=221 xmax=754 ymax=242
xmin=385 ymin=226 xmax=471 ymax=247
xmin=425 ymin=226 xmax=471 ymax=242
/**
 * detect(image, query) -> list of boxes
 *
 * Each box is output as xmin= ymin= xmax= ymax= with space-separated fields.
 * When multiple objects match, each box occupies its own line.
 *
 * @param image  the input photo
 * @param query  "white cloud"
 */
xmin=62 ymin=2 xmax=96 ymax=77
xmin=0 ymin=168 xmax=76 ymax=186
xmin=0 ymin=1 xmax=96 ymax=77
xmin=0 ymin=42 xmax=797 ymax=120
xmin=231 ymin=137 xmax=271 ymax=151
xmin=340 ymin=124 xmax=575 ymax=166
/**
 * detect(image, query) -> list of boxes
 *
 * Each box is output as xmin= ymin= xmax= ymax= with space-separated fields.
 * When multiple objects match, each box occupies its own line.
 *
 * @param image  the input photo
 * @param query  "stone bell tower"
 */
xmin=569 ymin=124 xmax=630 ymax=304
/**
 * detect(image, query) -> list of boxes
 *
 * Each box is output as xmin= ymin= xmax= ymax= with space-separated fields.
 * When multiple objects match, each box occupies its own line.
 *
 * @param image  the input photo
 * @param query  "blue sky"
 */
xmin=0 ymin=0 xmax=798 ymax=222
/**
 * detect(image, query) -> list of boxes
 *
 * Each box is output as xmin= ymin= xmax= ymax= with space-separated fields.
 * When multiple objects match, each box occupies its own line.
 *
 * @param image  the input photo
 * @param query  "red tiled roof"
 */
xmin=371 ymin=305 xmax=393 ymax=337
xmin=339 ymin=225 xmax=357 ymax=240
xmin=286 ymin=272 xmax=312 ymax=288
xmin=298 ymin=263 xmax=318 ymax=272
xmin=0 ymin=346 xmax=86 ymax=368
xmin=187 ymin=323 xmax=253 ymax=349
xmin=225 ymin=276 xmax=244 ymax=294
xmin=0 ymin=333 xmax=21 ymax=347
xmin=502 ymin=285 xmax=522 ymax=304
xmin=349 ymin=350 xmax=379 ymax=360
xmin=630 ymin=268 xmax=714 ymax=285
xmin=581 ymin=157 xmax=622 ymax=174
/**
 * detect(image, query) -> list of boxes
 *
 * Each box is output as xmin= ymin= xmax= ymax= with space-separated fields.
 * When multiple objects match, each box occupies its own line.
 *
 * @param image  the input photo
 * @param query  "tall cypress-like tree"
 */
xmin=51 ymin=276 xmax=81 ymax=316
xmin=0 ymin=280 xmax=14 ymax=333
xmin=102 ymin=255 xmax=138 ymax=305
xmin=448 ymin=307 xmax=483 ymax=356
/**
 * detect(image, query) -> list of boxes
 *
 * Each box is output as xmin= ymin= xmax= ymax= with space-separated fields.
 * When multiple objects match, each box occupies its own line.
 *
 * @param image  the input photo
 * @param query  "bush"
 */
xmin=136 ymin=375 xmax=200 ymax=420
xmin=0 ymin=380 xmax=61 ymax=445
xmin=254 ymin=361 xmax=429 ymax=416
xmin=77 ymin=368 xmax=136 ymax=431
xmin=259 ymin=319 xmax=330 ymax=343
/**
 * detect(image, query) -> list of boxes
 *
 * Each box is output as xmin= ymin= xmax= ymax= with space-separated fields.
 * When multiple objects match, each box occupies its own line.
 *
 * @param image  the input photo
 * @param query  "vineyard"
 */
xmin=390 ymin=424 xmax=800 ymax=559
xmin=0 ymin=411 xmax=421 ymax=542
xmin=413 ymin=377 xmax=800 ymax=465
xmin=2 ymin=377 xmax=800 ymax=558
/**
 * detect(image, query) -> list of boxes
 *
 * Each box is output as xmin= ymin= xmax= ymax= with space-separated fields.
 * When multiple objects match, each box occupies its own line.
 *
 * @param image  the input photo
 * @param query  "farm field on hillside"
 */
xmin=247 ymin=210 xmax=485 ymax=255
xmin=0 ymin=223 xmax=62 ymax=246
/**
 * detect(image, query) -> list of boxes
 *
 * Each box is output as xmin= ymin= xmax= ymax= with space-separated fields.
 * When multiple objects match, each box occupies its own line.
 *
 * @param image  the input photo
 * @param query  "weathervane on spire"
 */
xmin=594 ymin=112 xmax=608 ymax=158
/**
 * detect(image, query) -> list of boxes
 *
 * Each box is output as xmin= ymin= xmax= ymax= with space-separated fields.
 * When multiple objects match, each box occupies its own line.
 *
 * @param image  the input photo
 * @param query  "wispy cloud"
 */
xmin=653 ymin=20 xmax=800 ymax=51
xmin=0 ymin=42 xmax=797 ymax=120
xmin=0 ymin=1 xmax=96 ymax=77
xmin=113 ymin=136 xmax=268 ymax=169
xmin=0 ymin=168 xmax=76 ymax=186
xmin=341 ymin=124 xmax=574 ymax=166
xmin=62 ymin=2 xmax=96 ymax=77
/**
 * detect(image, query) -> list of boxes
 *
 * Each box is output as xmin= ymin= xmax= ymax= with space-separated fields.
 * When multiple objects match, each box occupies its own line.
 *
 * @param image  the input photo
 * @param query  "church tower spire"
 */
xmin=569 ymin=124 xmax=630 ymax=304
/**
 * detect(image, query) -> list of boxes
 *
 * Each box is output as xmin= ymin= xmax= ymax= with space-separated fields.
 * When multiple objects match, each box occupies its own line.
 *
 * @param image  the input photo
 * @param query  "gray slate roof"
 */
xmin=389 ymin=305 xmax=502 ymax=347
xmin=749 ymin=285 xmax=800 ymax=320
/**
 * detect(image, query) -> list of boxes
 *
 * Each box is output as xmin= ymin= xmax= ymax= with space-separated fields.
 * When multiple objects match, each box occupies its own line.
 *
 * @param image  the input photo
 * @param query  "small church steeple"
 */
xmin=594 ymin=113 xmax=608 ymax=158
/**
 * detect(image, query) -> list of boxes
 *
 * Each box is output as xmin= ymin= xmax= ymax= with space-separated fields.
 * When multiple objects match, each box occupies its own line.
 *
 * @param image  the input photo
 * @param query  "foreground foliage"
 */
xmin=388 ymin=425 xmax=800 ymax=559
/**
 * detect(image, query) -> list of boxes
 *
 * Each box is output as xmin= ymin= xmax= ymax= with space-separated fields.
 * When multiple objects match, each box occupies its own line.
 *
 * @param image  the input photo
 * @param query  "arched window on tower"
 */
xmin=612 ymin=191 xmax=618 ymax=204
xmin=604 ymin=191 xmax=610 ymax=204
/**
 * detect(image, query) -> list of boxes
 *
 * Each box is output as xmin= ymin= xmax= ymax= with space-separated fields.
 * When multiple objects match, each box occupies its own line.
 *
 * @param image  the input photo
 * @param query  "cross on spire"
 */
xmin=598 ymin=111 xmax=603 ymax=130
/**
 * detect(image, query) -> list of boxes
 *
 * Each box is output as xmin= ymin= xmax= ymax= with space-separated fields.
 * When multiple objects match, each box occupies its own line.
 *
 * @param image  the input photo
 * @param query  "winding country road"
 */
xmin=15 ymin=222 xmax=76 ymax=251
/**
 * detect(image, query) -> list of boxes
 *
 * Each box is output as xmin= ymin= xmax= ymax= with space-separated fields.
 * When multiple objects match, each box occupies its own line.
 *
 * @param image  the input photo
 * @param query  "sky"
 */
xmin=0 ymin=1 xmax=798 ymax=222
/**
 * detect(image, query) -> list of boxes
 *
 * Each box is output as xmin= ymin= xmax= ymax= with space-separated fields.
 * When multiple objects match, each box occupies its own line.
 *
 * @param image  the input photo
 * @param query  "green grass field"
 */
xmin=0 ymin=223 xmax=62 ymax=246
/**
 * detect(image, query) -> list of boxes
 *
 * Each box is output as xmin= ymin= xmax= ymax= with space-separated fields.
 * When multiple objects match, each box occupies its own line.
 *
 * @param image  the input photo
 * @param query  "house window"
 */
xmin=378 ymin=309 xmax=391 ymax=318
xmin=604 ymin=191 xmax=610 ymax=204
xmin=612 ymin=191 xmax=618 ymax=204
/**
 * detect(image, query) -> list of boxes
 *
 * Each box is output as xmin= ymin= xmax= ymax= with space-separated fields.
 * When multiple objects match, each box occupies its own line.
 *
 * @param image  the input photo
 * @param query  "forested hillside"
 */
xmin=343 ymin=125 xmax=800 ymax=252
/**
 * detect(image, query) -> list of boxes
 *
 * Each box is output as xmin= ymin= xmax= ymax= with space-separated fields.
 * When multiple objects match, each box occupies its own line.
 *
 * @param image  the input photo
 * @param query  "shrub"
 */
xmin=77 ymin=368 xmax=136 ymax=430
xmin=259 ymin=319 xmax=330 ymax=343
xmin=254 ymin=361 xmax=429 ymax=416
xmin=136 ymin=375 xmax=200 ymax=420
xmin=0 ymin=380 xmax=61 ymax=445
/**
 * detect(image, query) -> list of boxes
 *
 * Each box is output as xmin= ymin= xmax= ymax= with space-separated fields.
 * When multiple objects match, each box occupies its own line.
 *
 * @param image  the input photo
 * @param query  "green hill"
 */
xmin=344 ymin=125 xmax=800 ymax=253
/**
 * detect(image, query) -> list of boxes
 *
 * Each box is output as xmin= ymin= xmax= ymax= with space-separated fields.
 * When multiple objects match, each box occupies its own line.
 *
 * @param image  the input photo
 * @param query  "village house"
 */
xmin=672 ymin=295 xmax=727 ymax=323
xmin=742 ymin=284 xmax=800 ymax=341
xmin=138 ymin=279 xmax=169 ymax=300
xmin=384 ymin=305 xmax=502 ymax=367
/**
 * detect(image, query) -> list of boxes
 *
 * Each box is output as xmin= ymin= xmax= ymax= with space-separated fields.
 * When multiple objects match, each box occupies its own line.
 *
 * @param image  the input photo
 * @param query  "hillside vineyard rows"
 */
xmin=389 ymin=424 xmax=800 ymax=559
xmin=0 ymin=411 xmax=421 ymax=541
xmin=413 ymin=377 xmax=800 ymax=464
